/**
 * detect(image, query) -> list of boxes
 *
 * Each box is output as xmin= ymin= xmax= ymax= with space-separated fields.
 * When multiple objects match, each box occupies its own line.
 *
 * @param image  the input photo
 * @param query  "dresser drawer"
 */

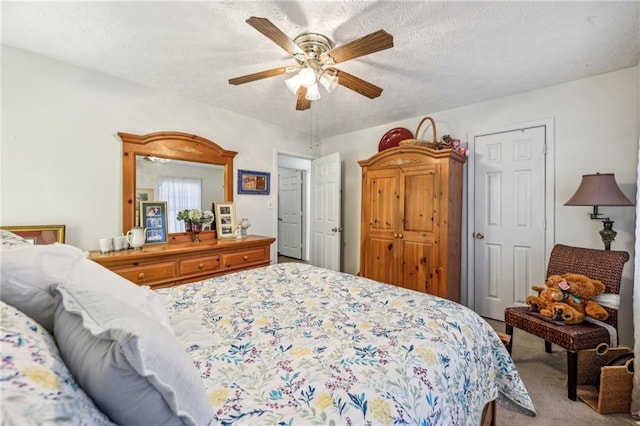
xmin=222 ymin=248 xmax=267 ymax=269
xmin=180 ymin=254 xmax=221 ymax=276
xmin=117 ymin=262 xmax=177 ymax=285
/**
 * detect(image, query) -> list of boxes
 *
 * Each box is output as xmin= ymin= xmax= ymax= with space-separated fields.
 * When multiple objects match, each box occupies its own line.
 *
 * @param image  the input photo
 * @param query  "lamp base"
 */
xmin=599 ymin=219 xmax=616 ymax=251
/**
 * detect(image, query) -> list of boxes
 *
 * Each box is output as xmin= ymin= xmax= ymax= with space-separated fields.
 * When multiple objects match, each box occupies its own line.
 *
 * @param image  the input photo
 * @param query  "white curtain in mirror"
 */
xmin=159 ymin=176 xmax=202 ymax=232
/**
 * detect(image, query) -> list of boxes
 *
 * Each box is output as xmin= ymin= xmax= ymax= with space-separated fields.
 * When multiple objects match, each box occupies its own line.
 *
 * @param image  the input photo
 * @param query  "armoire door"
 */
xmin=362 ymin=168 xmax=400 ymax=285
xmin=398 ymin=165 xmax=439 ymax=293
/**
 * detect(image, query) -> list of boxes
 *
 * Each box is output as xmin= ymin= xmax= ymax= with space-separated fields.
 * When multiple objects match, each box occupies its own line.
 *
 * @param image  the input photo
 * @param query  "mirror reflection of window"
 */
xmin=136 ymin=156 xmax=225 ymax=234
xmin=159 ymin=177 xmax=202 ymax=232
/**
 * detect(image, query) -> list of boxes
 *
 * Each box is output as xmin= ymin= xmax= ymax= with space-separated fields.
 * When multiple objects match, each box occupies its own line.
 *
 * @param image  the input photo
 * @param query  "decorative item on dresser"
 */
xmin=214 ymin=202 xmax=237 ymax=240
xmin=139 ymin=201 xmax=168 ymax=244
xmin=358 ymin=144 xmax=466 ymax=302
xmin=89 ymin=235 xmax=275 ymax=290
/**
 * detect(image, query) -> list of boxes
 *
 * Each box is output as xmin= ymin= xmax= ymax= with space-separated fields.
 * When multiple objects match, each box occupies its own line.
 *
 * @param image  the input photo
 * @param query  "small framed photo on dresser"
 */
xmin=214 ymin=201 xmax=236 ymax=239
xmin=139 ymin=201 xmax=168 ymax=244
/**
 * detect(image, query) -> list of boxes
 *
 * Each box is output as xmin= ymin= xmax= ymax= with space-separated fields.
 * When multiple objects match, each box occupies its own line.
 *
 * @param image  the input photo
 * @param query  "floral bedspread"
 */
xmin=159 ymin=263 xmax=535 ymax=425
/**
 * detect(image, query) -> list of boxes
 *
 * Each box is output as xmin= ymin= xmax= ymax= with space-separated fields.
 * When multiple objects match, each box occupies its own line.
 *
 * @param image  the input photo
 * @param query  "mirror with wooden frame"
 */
xmin=120 ymin=131 xmax=237 ymax=243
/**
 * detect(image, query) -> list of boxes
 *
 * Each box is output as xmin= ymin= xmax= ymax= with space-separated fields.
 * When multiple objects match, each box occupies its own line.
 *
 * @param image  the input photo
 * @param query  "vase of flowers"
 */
xmin=176 ymin=209 xmax=192 ymax=231
xmin=187 ymin=209 xmax=214 ymax=242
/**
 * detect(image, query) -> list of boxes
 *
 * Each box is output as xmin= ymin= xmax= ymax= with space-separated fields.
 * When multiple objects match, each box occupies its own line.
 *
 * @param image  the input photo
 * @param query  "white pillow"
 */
xmin=1 ymin=243 xmax=172 ymax=333
xmin=53 ymin=285 xmax=213 ymax=426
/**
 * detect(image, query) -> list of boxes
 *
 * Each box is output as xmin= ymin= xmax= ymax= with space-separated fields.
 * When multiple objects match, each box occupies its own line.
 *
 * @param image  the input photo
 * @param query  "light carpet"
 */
xmin=486 ymin=319 xmax=635 ymax=425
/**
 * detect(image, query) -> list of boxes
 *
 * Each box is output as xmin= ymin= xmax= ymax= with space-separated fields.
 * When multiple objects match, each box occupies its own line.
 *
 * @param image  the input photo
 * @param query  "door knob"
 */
xmin=331 ymin=227 xmax=343 ymax=232
xmin=475 ymin=232 xmax=485 ymax=239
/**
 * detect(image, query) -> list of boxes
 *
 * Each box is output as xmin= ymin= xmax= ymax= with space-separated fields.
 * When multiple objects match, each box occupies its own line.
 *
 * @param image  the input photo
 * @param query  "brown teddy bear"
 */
xmin=526 ymin=274 xmax=568 ymax=318
xmin=549 ymin=273 xmax=608 ymax=325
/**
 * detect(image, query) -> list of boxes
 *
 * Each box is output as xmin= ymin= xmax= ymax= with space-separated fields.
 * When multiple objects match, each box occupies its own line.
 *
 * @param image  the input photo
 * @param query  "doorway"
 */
xmin=278 ymin=167 xmax=304 ymax=260
xmin=467 ymin=119 xmax=555 ymax=320
xmin=277 ymin=153 xmax=311 ymax=263
xmin=275 ymin=150 xmax=343 ymax=270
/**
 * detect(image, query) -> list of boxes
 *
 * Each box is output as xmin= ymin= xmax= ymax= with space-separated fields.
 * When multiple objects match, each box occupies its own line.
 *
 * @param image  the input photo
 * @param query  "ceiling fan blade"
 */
xmin=332 ymin=68 xmax=383 ymax=99
xmin=246 ymin=17 xmax=304 ymax=57
xmin=321 ymin=30 xmax=393 ymax=64
xmin=296 ymin=87 xmax=311 ymax=110
xmin=228 ymin=66 xmax=293 ymax=85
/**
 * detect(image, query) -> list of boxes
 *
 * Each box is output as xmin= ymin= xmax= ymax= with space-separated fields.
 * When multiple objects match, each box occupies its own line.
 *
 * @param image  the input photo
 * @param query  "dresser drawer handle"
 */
xmin=137 ymin=272 xmax=145 ymax=280
xmin=243 ymin=255 xmax=249 ymax=261
xmin=198 ymin=262 xmax=205 ymax=269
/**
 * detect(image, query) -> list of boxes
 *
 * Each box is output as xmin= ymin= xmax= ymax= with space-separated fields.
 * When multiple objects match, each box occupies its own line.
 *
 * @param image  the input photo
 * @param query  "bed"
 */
xmin=0 ymin=230 xmax=535 ymax=425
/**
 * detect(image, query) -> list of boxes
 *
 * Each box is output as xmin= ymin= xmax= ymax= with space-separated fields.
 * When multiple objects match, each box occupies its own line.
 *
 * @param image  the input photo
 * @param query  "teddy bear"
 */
xmin=526 ymin=274 xmax=568 ymax=318
xmin=549 ymin=273 xmax=608 ymax=325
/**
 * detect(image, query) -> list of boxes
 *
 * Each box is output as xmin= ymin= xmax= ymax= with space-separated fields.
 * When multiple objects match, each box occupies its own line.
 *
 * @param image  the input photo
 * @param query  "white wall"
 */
xmin=1 ymin=46 xmax=321 ymax=263
xmin=322 ymin=66 xmax=638 ymax=346
xmin=2 ymin=46 xmax=638 ymax=344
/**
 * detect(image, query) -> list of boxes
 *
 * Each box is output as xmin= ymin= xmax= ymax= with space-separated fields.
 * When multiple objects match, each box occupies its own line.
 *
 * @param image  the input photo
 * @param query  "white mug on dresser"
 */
xmin=112 ymin=235 xmax=127 ymax=251
xmin=98 ymin=237 xmax=112 ymax=253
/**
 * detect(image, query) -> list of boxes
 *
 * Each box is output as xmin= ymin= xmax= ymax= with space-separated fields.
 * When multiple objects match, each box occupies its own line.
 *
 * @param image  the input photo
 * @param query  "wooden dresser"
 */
xmin=358 ymin=146 xmax=466 ymax=302
xmin=89 ymin=235 xmax=275 ymax=290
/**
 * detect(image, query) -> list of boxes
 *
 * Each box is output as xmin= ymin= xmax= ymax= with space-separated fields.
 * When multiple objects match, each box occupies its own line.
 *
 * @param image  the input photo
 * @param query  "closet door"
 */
xmin=399 ymin=165 xmax=439 ymax=293
xmin=361 ymin=168 xmax=400 ymax=285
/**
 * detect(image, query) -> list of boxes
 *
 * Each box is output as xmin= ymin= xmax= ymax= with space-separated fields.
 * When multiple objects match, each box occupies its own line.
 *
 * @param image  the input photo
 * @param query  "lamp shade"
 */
xmin=298 ymin=67 xmax=317 ymax=87
xmin=564 ymin=173 xmax=634 ymax=206
xmin=319 ymin=69 xmax=338 ymax=93
xmin=285 ymin=73 xmax=303 ymax=95
xmin=305 ymin=83 xmax=321 ymax=101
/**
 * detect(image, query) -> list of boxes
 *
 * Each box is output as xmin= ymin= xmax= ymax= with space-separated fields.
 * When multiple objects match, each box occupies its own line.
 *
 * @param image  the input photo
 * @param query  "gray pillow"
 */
xmin=53 ymin=285 xmax=213 ymax=426
xmin=1 ymin=243 xmax=85 ymax=331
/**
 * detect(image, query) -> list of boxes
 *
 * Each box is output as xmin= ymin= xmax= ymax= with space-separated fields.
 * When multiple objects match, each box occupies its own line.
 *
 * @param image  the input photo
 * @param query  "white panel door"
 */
xmin=278 ymin=169 xmax=303 ymax=259
xmin=310 ymin=152 xmax=341 ymax=271
xmin=474 ymin=126 xmax=546 ymax=320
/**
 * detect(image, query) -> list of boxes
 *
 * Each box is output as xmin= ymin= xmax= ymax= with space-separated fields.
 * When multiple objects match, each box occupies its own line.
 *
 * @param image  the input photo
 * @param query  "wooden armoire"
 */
xmin=358 ymin=145 xmax=466 ymax=302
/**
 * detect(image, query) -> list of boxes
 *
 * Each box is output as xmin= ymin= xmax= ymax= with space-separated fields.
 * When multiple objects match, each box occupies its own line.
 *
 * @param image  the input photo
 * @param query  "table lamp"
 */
xmin=564 ymin=173 xmax=634 ymax=250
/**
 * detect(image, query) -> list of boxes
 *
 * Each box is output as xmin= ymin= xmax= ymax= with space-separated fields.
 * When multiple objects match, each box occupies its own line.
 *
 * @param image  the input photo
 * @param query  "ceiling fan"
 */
xmin=228 ymin=17 xmax=394 ymax=111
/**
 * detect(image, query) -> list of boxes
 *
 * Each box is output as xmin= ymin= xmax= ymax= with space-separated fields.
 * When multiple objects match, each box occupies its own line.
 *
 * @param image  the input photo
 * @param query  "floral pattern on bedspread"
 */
xmin=160 ymin=263 xmax=535 ymax=425
xmin=0 ymin=301 xmax=114 ymax=425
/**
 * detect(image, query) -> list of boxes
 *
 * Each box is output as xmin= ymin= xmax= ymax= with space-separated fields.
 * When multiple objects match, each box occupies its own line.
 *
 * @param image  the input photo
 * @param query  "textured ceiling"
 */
xmin=2 ymin=1 xmax=639 ymax=138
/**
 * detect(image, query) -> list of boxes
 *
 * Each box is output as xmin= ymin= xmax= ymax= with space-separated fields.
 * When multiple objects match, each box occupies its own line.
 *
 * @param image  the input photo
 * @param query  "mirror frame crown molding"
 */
xmin=119 ymin=131 xmax=238 ymax=235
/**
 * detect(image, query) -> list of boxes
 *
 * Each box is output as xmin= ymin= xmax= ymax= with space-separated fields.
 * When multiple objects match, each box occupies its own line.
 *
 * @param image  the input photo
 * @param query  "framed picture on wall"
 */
xmin=214 ymin=201 xmax=236 ymax=239
xmin=238 ymin=169 xmax=270 ymax=195
xmin=1 ymin=225 xmax=66 ymax=245
xmin=140 ymin=201 xmax=168 ymax=244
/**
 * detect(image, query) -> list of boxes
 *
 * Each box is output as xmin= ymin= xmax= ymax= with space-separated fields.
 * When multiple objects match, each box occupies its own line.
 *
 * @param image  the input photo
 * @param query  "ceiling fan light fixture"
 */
xmin=319 ymin=69 xmax=339 ymax=93
xmin=231 ymin=17 xmax=394 ymax=110
xmin=305 ymin=83 xmax=321 ymax=101
xmin=285 ymin=73 xmax=303 ymax=95
xmin=298 ymin=67 xmax=317 ymax=87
